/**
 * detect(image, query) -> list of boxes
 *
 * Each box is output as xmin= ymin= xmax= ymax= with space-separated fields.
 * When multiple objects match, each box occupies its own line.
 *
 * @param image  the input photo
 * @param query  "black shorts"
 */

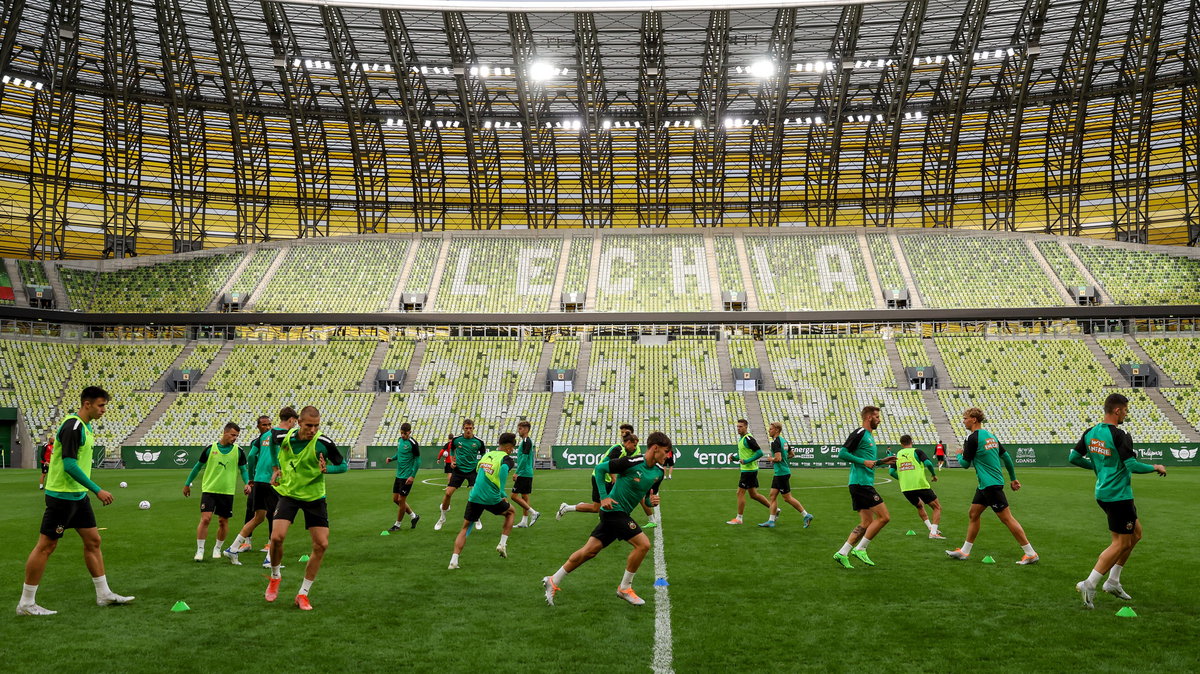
xmin=903 ymin=489 xmax=939 ymax=507
xmin=771 ymin=475 xmax=792 ymax=494
xmin=849 ymin=485 xmax=884 ymax=511
xmin=511 ymin=476 xmax=533 ymax=495
xmin=253 ymin=482 xmax=279 ymax=514
xmin=738 ymin=471 xmax=760 ymax=490
xmin=589 ymin=510 xmax=644 ymax=548
xmin=447 ymin=468 xmax=477 ymax=489
xmin=243 ymin=483 xmax=256 ymax=521
xmin=464 ymin=499 xmax=511 ymax=523
xmin=200 ymin=492 xmax=234 ymax=519
xmin=591 ymin=476 xmax=606 ymax=504
xmin=443 ymin=462 xmax=454 ymax=474
xmin=1098 ymin=499 xmax=1138 ymax=534
xmin=40 ymin=463 xmax=49 ymax=474
xmin=393 ymin=477 xmax=414 ymax=496
xmin=664 ymin=455 xmax=675 ymax=466
xmin=972 ymin=485 xmax=1009 ymax=512
xmin=274 ymin=495 xmax=330 ymax=529
xmin=39 ymin=495 xmax=97 ymax=539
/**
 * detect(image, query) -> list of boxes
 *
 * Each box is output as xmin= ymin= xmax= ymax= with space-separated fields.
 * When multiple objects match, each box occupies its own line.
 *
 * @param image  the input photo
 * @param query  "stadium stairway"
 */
xmin=355 ymin=393 xmax=392 ymax=457
xmin=1081 ymin=334 xmax=1130 ymax=385
xmin=888 ymin=235 xmax=925 ymax=309
xmin=743 ymin=391 xmax=767 ymax=438
xmin=387 ymin=241 xmax=421 ymax=311
xmin=1123 ymin=336 xmax=1177 ymax=387
xmin=125 ymin=393 xmax=179 ymax=446
xmin=542 ymin=392 xmax=564 ymax=457
xmin=423 ymin=236 xmax=452 ymax=309
xmin=731 ymin=234 xmax=760 ymax=310
xmin=856 ymin=232 xmax=887 ymax=309
xmin=241 ymin=247 xmax=289 ymax=312
xmin=194 ymin=343 xmax=234 ymax=391
xmin=534 ymin=340 xmax=555 ymax=387
xmin=921 ymin=389 xmax=961 ymax=452
xmin=1024 ymin=240 xmax=1076 ymax=305
xmin=44 ymin=262 xmax=69 ymax=310
xmin=359 ymin=341 xmax=391 ymax=393
xmin=547 ymin=235 xmax=572 ymax=312
xmin=715 ymin=338 xmax=735 ymax=389
xmin=575 ymin=338 xmax=594 ymax=390
xmin=1059 ymin=242 xmax=1114 ymax=304
xmin=400 ymin=340 xmax=427 ymax=393
xmin=922 ymin=338 xmax=958 ymax=389
xmin=4 ymin=258 xmax=27 ymax=306
xmin=206 ymin=252 xmax=255 ymax=312
xmin=149 ymin=341 xmax=198 ymax=391
xmin=882 ymin=339 xmax=908 ymax=389
xmin=1145 ymin=389 xmax=1200 ymax=442
xmin=752 ymin=339 xmax=775 ymax=390
xmin=584 ymin=234 xmax=602 ymax=311
xmin=703 ymin=235 xmax=723 ymax=311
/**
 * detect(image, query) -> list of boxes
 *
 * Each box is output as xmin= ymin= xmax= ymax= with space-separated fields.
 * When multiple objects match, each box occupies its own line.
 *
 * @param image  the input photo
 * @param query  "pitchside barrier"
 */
xmin=119 ymin=443 xmax=1200 ymax=469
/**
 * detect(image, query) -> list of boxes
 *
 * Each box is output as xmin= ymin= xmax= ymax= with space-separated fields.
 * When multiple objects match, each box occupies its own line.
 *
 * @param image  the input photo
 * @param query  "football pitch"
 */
xmin=1 ymin=466 xmax=1196 ymax=673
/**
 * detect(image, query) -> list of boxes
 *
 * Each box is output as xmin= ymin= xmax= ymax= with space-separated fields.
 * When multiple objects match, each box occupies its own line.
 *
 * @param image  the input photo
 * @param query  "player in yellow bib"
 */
xmin=16 ymin=387 xmax=134 ymax=616
xmin=885 ymin=434 xmax=945 ymax=539
xmin=182 ymin=422 xmax=250 ymax=561
xmin=449 ymin=433 xmax=517 ymax=568
xmin=265 ymin=406 xmax=347 ymax=610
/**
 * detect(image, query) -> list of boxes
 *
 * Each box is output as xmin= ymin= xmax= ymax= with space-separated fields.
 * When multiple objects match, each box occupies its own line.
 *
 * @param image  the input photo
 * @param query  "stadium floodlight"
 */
xmin=602 ymin=119 xmax=612 ymax=129
xmin=749 ymin=59 xmax=775 ymax=78
xmin=1006 ymin=47 xmax=1016 ymax=57
xmin=292 ymin=58 xmax=301 ymax=68
xmin=483 ymin=120 xmax=492 ymax=129
xmin=815 ymin=116 xmax=823 ymax=125
xmin=693 ymin=118 xmax=703 ymax=129
xmin=528 ymin=60 xmax=555 ymax=81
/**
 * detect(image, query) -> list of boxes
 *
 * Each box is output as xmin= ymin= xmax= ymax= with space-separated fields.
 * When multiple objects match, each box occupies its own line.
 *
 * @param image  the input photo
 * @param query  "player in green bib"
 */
xmin=542 ymin=431 xmax=672 ymax=607
xmin=225 ymin=407 xmax=298 ymax=567
xmin=726 ymin=419 xmax=773 ymax=525
xmin=435 ymin=419 xmax=487 ymax=532
xmin=1069 ymin=393 xmax=1166 ymax=608
xmin=557 ymin=424 xmax=636 ymax=519
xmin=183 ymin=422 xmax=249 ymax=561
xmin=758 ymin=422 xmax=814 ymax=528
xmin=241 ymin=415 xmax=272 ymax=527
xmin=449 ymin=432 xmax=517 ymax=569
xmin=946 ymin=408 xmax=1040 ymax=565
xmin=511 ymin=420 xmax=542 ymax=528
xmin=385 ymin=422 xmax=421 ymax=532
xmin=17 ymin=387 xmax=134 ymax=616
xmin=885 ymin=434 xmax=944 ymax=539
xmin=265 ymin=406 xmax=347 ymax=610
xmin=833 ymin=406 xmax=896 ymax=569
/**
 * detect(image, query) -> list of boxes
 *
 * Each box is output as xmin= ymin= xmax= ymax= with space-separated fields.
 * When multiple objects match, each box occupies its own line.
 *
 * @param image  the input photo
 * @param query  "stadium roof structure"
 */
xmin=0 ymin=0 xmax=1196 ymax=258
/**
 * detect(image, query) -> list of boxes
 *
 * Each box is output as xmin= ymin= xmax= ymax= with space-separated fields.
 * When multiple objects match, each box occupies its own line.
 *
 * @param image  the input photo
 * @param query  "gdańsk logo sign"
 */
xmin=1169 ymin=447 xmax=1197 ymax=461
xmin=134 ymin=449 xmax=161 ymax=463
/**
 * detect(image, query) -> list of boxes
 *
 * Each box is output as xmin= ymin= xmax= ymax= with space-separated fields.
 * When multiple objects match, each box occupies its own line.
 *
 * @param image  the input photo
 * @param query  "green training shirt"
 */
xmin=468 ymin=450 xmax=514 ymax=505
xmin=391 ymin=437 xmax=421 ymax=480
xmin=738 ymin=433 xmax=763 ymax=472
xmin=515 ymin=436 xmax=534 ymax=478
xmin=594 ymin=455 xmax=665 ymax=514
xmin=960 ymin=428 xmax=1015 ymax=489
xmin=837 ymin=427 xmax=878 ymax=486
xmin=185 ymin=443 xmax=248 ymax=495
xmin=272 ymin=428 xmax=347 ymax=502
xmin=46 ymin=414 xmax=102 ymax=500
xmin=248 ymin=428 xmax=281 ymax=483
xmin=1071 ymin=423 xmax=1156 ymax=502
xmin=452 ymin=435 xmax=486 ymax=473
xmin=770 ymin=436 xmax=791 ymax=477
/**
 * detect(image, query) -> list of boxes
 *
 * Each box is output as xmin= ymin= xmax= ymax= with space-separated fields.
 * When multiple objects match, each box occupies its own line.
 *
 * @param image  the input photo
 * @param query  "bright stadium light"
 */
xmin=529 ymin=60 xmax=555 ymax=81
xmin=748 ymin=59 xmax=775 ymax=78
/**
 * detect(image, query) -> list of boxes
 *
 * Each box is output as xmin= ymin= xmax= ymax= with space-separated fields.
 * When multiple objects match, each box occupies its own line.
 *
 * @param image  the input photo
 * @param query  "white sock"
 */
xmin=854 ymin=537 xmax=872 ymax=551
xmin=1086 ymin=569 xmax=1104 ymax=586
xmin=565 ymin=505 xmax=577 ymax=513
xmin=924 ymin=520 xmax=935 ymax=531
xmin=271 ymin=565 xmax=282 ymax=579
xmin=1108 ymin=564 xmax=1123 ymax=583
xmin=732 ymin=514 xmax=742 ymax=521
xmin=518 ymin=517 xmax=528 ymax=525
xmin=961 ymin=541 xmax=974 ymax=554
xmin=450 ymin=554 xmax=460 ymax=565
xmin=196 ymin=539 xmax=205 ymax=553
xmin=799 ymin=509 xmax=809 ymax=517
xmin=20 ymin=583 xmax=37 ymax=605
xmin=530 ymin=510 xmax=539 ymax=517
xmin=299 ymin=578 xmax=313 ymax=596
xmin=230 ymin=535 xmax=246 ymax=550
xmin=499 ymin=534 xmax=509 ymax=545
xmin=438 ymin=506 xmax=449 ymax=519
xmin=837 ymin=542 xmax=853 ymax=556
xmin=394 ymin=521 xmax=404 ymax=528
xmin=768 ymin=511 xmax=777 ymax=522
xmin=214 ymin=540 xmax=224 ymax=553
xmin=92 ymin=575 xmax=111 ymax=597
xmin=619 ymin=570 xmax=636 ymax=591
xmin=1021 ymin=543 xmax=1036 ymax=556
xmin=551 ymin=565 xmax=569 ymax=585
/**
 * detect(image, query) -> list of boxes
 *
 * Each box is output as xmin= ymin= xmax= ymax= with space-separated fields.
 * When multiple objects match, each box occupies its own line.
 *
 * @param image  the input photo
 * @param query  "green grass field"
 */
xmin=1 ymin=466 xmax=1196 ymax=673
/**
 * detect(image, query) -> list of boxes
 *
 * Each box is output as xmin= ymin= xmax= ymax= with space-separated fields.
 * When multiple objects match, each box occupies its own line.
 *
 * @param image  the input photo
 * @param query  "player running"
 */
xmin=1069 ymin=393 xmax=1166 ymax=608
xmin=16 ymin=387 xmax=134 ymax=616
xmin=449 ymin=432 xmax=517 ymax=569
xmin=727 ymin=419 xmax=772 ymax=524
xmin=265 ymin=406 xmax=347 ymax=610
xmin=434 ymin=419 xmax=486 ymax=532
xmin=224 ymin=407 xmax=297 ymax=567
xmin=511 ymin=420 xmax=541 ymax=528
xmin=934 ymin=440 xmax=947 ymax=469
xmin=758 ymin=422 xmax=813 ymax=528
xmin=886 ymin=434 xmax=945 ymax=539
xmin=542 ymin=431 xmax=672 ymax=607
xmin=182 ymin=422 xmax=250 ymax=562
xmin=38 ymin=433 xmax=52 ymax=490
xmin=437 ymin=434 xmax=454 ymax=480
xmin=558 ymin=424 xmax=635 ymax=519
xmin=833 ymin=406 xmax=895 ymax=569
xmin=385 ymin=423 xmax=421 ymax=532
xmin=946 ymin=408 xmax=1039 ymax=565
xmin=664 ymin=444 xmax=675 ymax=480
xmin=240 ymin=415 xmax=272 ymax=529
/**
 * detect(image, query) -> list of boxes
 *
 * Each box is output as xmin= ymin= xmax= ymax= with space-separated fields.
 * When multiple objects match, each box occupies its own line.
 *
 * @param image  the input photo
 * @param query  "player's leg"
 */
xmin=927 ymin=498 xmax=945 ymax=538
xmin=995 ymin=506 xmax=1038 ymax=563
xmin=835 ymin=510 xmax=872 ymax=567
xmin=496 ymin=504 xmax=515 ymax=558
xmin=947 ymin=503 xmax=985 ymax=559
xmin=78 ymin=526 xmax=133 ymax=605
xmin=1103 ymin=522 xmax=1140 ymax=599
xmin=782 ymin=493 xmax=812 ymax=528
xmin=559 ymin=476 xmax=603 ymax=518
xmin=616 ymin=533 xmax=652 ymax=605
xmin=449 ymin=519 xmax=472 ymax=568
xmin=729 ymin=487 xmax=748 ymax=524
xmin=511 ymin=491 xmax=531 ymax=527
xmin=268 ymin=517 xmax=292 ymax=580
xmin=850 ymin=503 xmax=889 ymax=565
xmin=18 ymin=534 xmax=59 ymax=615
xmin=748 ymin=487 xmax=772 ymax=509
xmin=436 ymin=483 xmax=458 ymax=531
xmin=213 ymin=515 xmax=230 ymax=559
xmin=759 ymin=489 xmax=780 ymax=527
xmin=195 ymin=511 xmax=213 ymax=561
xmin=297 ymin=525 xmax=328 ymax=602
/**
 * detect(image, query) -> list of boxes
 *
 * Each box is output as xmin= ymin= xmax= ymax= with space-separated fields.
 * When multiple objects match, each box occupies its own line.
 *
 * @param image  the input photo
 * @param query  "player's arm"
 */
xmin=238 ymin=448 xmax=251 ymax=492
xmin=996 ymin=442 xmax=1017 ymax=481
xmin=743 ymin=436 xmax=763 ymax=466
xmin=1115 ymin=429 xmax=1165 ymax=475
xmin=958 ymin=433 xmax=977 ymax=468
xmin=915 ymin=449 xmax=936 ymax=476
xmin=1068 ymin=433 xmax=1095 ymax=470
xmin=58 ymin=421 xmax=104 ymax=495
xmin=837 ymin=429 xmax=873 ymax=467
xmin=593 ymin=455 xmax=640 ymax=483
xmin=183 ymin=446 xmax=209 ymax=495
xmin=403 ymin=441 xmax=420 ymax=481
xmin=318 ymin=437 xmax=349 ymax=474
xmin=499 ymin=456 xmax=515 ymax=485
xmin=387 ymin=440 xmax=401 ymax=464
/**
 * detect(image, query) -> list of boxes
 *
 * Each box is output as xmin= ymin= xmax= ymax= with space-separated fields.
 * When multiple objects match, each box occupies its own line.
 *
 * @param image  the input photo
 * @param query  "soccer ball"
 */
xmin=138 ymin=500 xmax=151 ymax=510
xmin=119 ymin=481 xmax=128 ymax=488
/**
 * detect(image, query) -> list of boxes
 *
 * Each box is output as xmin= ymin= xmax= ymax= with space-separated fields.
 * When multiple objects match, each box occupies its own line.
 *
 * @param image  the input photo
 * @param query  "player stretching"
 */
xmin=240 ymin=415 xmax=272 ymax=532
xmin=727 ymin=419 xmax=772 ymax=524
xmin=946 ymin=408 xmax=1039 ymax=565
xmin=434 ymin=419 xmax=486 ymax=531
xmin=558 ymin=424 xmax=635 ymax=519
xmin=385 ymin=423 xmax=420 ymax=531
xmin=182 ymin=423 xmax=249 ymax=561
xmin=225 ymin=407 xmax=297 ymax=567
xmin=17 ymin=387 xmax=133 ymax=615
xmin=758 ymin=422 xmax=813 ymax=528
xmin=887 ymin=435 xmax=944 ymax=539
xmin=266 ymin=406 xmax=347 ymax=610
xmin=833 ymin=406 xmax=895 ymax=568
xmin=449 ymin=432 xmax=517 ymax=568
xmin=542 ymin=431 xmax=672 ymax=607
xmin=1069 ymin=393 xmax=1166 ymax=608
xmin=511 ymin=420 xmax=541 ymax=528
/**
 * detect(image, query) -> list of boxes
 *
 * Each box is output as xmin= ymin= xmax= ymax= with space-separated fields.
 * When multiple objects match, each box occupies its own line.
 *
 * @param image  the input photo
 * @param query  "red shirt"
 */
xmin=42 ymin=443 xmax=53 ymax=464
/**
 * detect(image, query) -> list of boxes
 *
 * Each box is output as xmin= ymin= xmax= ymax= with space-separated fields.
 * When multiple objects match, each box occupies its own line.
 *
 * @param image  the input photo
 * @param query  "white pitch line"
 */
xmin=651 ymin=507 xmax=674 ymax=674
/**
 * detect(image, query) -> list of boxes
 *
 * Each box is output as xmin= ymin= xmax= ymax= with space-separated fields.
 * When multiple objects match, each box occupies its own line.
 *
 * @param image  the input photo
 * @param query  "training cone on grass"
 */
xmin=982 ymin=556 xmax=996 ymax=564
xmin=380 ymin=531 xmax=390 ymax=536
xmin=170 ymin=601 xmax=190 ymax=612
xmin=1116 ymin=607 xmax=1138 ymax=618
xmin=298 ymin=554 xmax=310 ymax=562
xmin=906 ymin=530 xmax=916 ymax=536
xmin=654 ymin=578 xmax=669 ymax=587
